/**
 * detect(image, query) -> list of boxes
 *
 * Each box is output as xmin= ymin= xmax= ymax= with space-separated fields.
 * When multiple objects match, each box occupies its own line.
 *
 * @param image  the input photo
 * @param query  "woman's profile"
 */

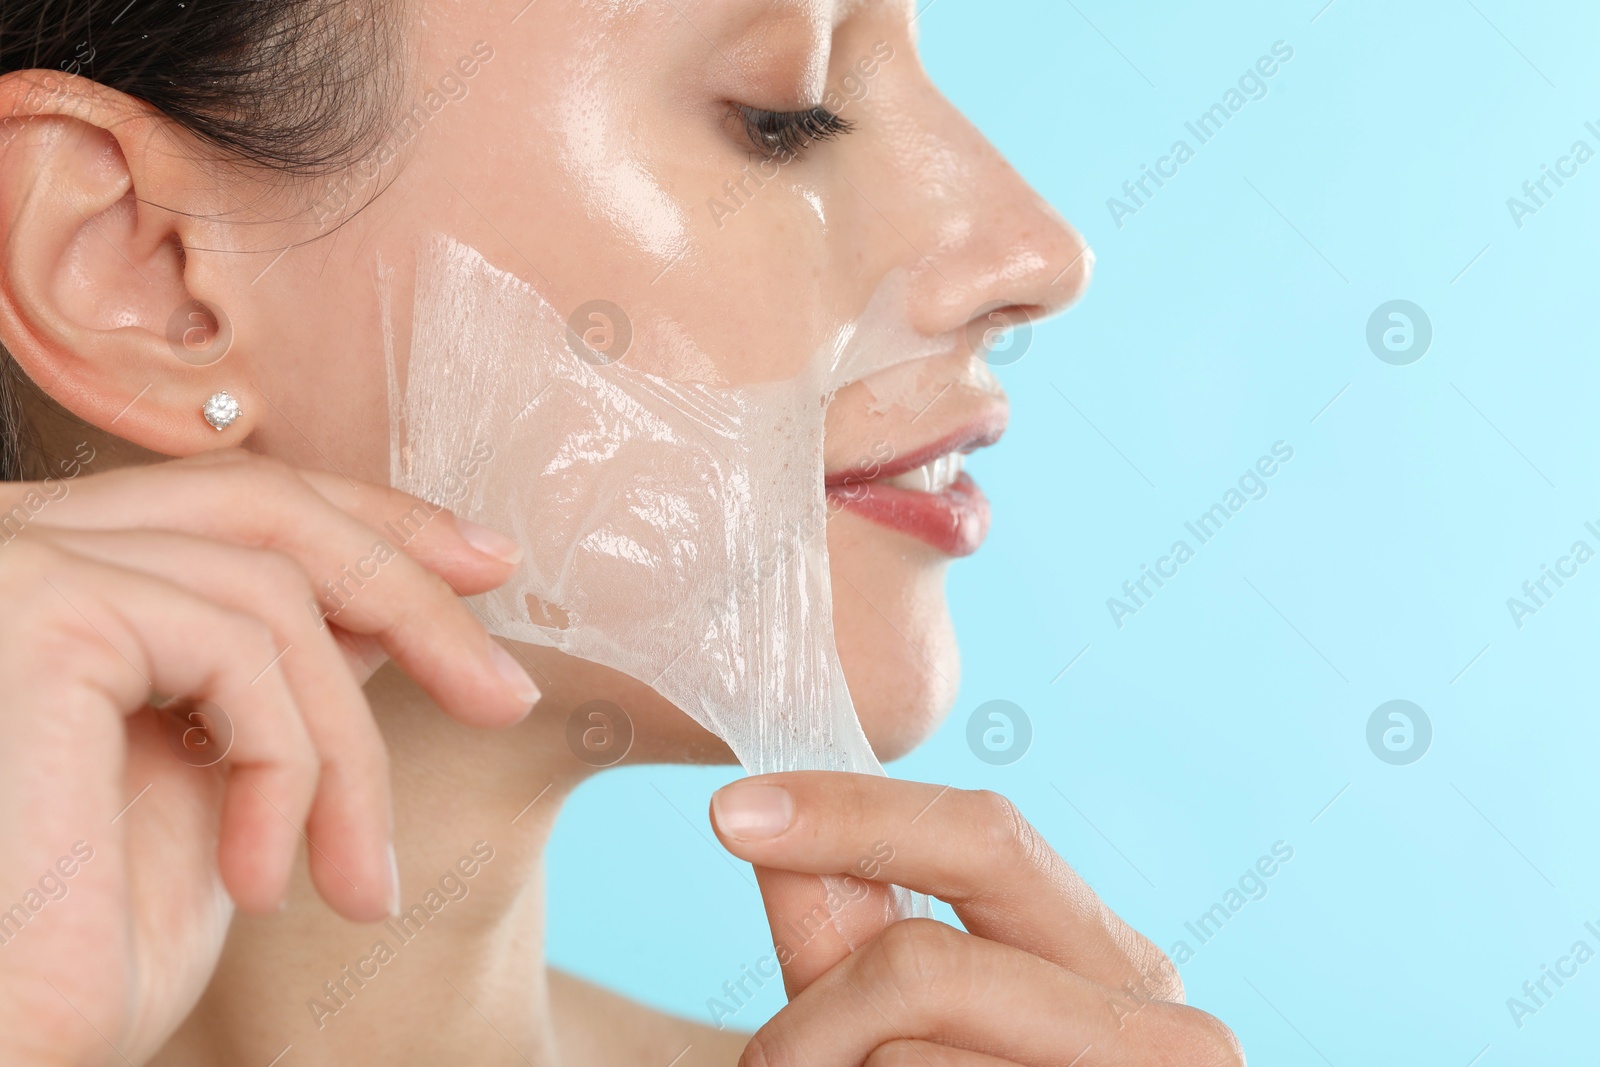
xmin=0 ymin=1 xmax=1242 ymax=1063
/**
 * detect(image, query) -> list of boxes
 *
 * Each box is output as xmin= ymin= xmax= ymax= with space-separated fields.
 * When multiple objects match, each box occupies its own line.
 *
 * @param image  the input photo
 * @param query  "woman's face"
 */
xmin=236 ymin=0 xmax=1088 ymax=761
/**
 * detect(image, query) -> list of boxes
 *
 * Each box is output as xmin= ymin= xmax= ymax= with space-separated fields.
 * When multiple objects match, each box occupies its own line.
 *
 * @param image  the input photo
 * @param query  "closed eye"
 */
xmin=731 ymin=104 xmax=854 ymax=158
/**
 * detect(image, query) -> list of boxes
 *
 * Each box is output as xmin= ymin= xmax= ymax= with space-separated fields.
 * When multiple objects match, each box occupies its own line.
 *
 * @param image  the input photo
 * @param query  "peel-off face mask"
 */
xmin=385 ymin=234 xmax=945 ymax=915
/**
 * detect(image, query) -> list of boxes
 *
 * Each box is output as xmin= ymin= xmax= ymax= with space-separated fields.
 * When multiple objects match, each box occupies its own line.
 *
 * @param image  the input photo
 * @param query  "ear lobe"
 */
xmin=0 ymin=72 xmax=256 ymax=453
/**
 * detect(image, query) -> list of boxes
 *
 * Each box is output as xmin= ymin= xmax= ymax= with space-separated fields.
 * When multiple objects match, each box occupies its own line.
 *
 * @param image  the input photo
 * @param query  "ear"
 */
xmin=0 ymin=70 xmax=257 ymax=451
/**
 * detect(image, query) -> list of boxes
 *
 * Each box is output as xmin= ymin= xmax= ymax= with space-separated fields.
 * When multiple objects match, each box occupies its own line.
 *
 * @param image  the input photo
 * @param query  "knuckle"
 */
xmin=222 ymin=547 xmax=316 ymax=616
xmin=235 ymin=449 xmax=293 ymax=478
xmin=221 ymin=609 xmax=280 ymax=663
xmin=738 ymin=1033 xmax=778 ymax=1067
xmin=180 ymin=447 xmax=295 ymax=492
xmin=234 ymin=453 xmax=313 ymax=511
xmin=255 ymin=550 xmax=320 ymax=621
xmin=11 ymin=604 xmax=103 ymax=677
xmin=257 ymin=545 xmax=312 ymax=589
xmin=965 ymin=788 xmax=1048 ymax=873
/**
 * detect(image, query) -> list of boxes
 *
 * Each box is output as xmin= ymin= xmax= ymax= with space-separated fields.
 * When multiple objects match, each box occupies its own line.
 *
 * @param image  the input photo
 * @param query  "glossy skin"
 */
xmin=0 ymin=0 xmax=1243 ymax=1064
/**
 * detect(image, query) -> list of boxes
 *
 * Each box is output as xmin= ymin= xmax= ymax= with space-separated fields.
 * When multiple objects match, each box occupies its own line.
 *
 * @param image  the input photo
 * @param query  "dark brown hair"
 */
xmin=0 ymin=0 xmax=399 ymax=477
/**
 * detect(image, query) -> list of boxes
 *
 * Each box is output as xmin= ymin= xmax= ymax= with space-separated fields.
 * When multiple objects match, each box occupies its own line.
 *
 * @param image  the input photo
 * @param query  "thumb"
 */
xmin=752 ymin=865 xmax=905 ymax=997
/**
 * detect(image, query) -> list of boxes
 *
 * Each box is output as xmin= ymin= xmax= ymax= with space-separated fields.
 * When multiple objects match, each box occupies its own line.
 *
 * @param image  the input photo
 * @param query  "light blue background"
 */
xmin=548 ymin=2 xmax=1600 ymax=1062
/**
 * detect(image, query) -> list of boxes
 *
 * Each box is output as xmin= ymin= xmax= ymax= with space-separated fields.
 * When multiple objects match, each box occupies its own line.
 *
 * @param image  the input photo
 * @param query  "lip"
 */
xmin=824 ymin=411 xmax=1007 ymax=558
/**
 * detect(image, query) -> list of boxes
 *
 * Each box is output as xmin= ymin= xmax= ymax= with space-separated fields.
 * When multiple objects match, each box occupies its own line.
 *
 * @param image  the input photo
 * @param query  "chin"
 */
xmin=828 ymin=511 xmax=962 ymax=764
xmin=543 ymin=511 xmax=964 ymax=769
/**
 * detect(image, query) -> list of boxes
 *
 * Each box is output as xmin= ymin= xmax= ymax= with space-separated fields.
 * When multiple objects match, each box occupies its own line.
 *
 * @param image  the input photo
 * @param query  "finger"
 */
xmin=119 ymin=449 xmax=522 ymax=591
xmin=750 ymin=865 xmax=906 ymax=997
xmin=713 ymin=773 xmax=1178 ymax=1001
xmin=33 ymin=453 xmax=541 ymax=727
xmin=746 ymin=919 xmax=1242 ymax=1067
xmin=864 ymin=1041 xmax=1021 ymax=1067
xmin=25 ymin=541 xmax=318 ymax=914
xmin=293 ymin=465 xmax=522 ymax=594
xmin=49 ymin=528 xmax=396 ymax=921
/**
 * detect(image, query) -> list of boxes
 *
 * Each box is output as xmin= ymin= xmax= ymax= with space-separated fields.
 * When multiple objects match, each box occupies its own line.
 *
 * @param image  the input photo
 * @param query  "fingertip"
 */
xmin=711 ymin=781 xmax=795 ymax=842
xmin=218 ymin=769 xmax=307 ymax=914
xmin=300 ymin=835 xmax=394 ymax=923
xmin=383 ymin=627 xmax=542 ymax=732
xmin=486 ymin=640 xmax=542 ymax=718
xmin=301 ymin=784 xmax=400 ymax=923
xmin=432 ymin=514 xmax=526 ymax=597
xmin=221 ymin=864 xmax=291 ymax=916
xmin=453 ymin=514 xmax=524 ymax=567
xmin=217 ymin=815 xmax=296 ymax=915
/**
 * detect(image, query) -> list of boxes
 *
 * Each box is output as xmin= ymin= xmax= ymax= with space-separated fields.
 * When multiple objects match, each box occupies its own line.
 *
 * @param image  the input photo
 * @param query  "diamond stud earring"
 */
xmin=202 ymin=391 xmax=241 ymax=431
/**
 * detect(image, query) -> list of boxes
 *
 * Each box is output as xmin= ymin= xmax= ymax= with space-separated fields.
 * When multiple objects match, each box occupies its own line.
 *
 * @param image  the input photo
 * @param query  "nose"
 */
xmin=849 ymin=80 xmax=1091 ymax=341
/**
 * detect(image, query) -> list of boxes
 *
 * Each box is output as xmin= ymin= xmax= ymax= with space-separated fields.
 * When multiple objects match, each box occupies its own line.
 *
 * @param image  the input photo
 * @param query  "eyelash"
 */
xmin=732 ymin=105 xmax=855 ymax=158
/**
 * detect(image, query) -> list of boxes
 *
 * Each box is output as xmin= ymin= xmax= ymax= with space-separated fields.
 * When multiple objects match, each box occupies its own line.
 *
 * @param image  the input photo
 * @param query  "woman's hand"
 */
xmin=0 ymin=449 xmax=539 ymax=1066
xmin=711 ymin=773 xmax=1243 ymax=1066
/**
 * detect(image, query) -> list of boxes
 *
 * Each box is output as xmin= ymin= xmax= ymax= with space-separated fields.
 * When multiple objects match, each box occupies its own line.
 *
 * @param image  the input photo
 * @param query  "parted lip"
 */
xmin=823 ymin=406 xmax=1009 ymax=487
xmin=827 ymin=470 xmax=991 ymax=557
xmin=822 ymin=404 xmax=1008 ymax=558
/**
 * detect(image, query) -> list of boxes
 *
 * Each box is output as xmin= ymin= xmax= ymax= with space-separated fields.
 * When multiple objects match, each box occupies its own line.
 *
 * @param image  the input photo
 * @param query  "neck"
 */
xmin=161 ymin=663 xmax=591 ymax=1066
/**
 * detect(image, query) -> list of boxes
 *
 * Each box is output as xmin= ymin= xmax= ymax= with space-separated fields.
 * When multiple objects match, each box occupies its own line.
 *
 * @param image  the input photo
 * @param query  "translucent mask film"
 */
xmin=385 ymin=234 xmax=948 ymax=904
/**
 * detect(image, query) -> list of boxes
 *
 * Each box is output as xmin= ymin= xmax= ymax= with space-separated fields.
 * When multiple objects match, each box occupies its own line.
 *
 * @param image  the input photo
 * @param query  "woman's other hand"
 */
xmin=0 ymin=449 xmax=538 ymax=1065
xmin=711 ymin=773 xmax=1244 ymax=1066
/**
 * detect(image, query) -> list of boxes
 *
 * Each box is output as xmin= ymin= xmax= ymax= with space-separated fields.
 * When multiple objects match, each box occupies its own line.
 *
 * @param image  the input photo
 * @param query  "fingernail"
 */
xmin=455 ymin=515 xmax=524 ymax=566
xmin=488 ymin=640 xmax=542 ymax=707
xmin=386 ymin=842 xmax=402 ymax=918
xmin=712 ymin=782 xmax=794 ymax=840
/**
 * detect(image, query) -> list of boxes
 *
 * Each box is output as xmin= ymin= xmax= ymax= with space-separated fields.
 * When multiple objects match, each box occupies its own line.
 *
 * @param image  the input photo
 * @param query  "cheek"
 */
xmin=827 ymin=510 xmax=959 ymax=761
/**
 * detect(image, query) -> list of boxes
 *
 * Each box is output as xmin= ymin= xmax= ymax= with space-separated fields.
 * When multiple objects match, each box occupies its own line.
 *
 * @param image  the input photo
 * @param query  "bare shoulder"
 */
xmin=547 ymin=968 xmax=752 ymax=1067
